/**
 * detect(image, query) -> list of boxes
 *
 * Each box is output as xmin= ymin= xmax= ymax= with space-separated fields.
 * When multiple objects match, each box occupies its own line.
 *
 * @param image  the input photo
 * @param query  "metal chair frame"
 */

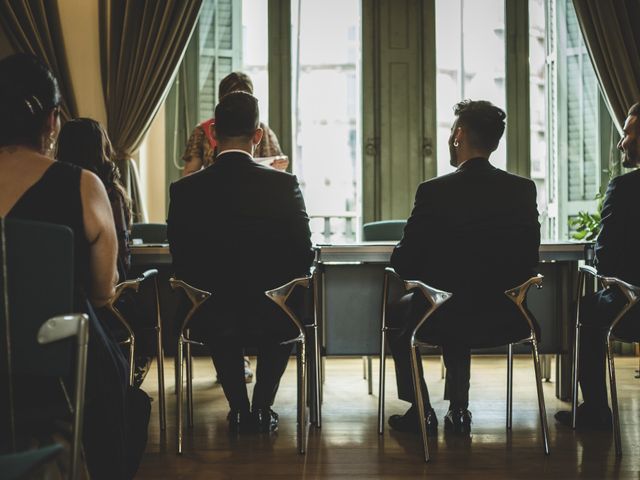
xmin=571 ymin=265 xmax=640 ymax=457
xmin=37 ymin=314 xmax=89 ymax=480
xmin=378 ymin=268 xmax=550 ymax=462
xmin=265 ymin=273 xmax=316 ymax=454
xmin=168 ymin=278 xmax=211 ymax=455
xmin=105 ymin=269 xmax=166 ymax=431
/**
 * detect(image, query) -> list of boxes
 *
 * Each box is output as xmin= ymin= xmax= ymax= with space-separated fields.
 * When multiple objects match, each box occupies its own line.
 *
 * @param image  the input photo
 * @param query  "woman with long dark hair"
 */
xmin=0 ymin=53 xmax=148 ymax=479
xmin=57 ymin=118 xmax=132 ymax=281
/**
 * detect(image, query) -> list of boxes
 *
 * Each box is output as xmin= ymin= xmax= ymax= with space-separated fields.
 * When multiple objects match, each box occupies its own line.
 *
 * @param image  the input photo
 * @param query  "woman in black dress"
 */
xmin=0 ymin=53 xmax=148 ymax=480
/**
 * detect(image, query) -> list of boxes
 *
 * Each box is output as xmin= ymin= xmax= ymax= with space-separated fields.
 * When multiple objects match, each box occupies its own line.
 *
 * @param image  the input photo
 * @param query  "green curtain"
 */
xmin=572 ymin=0 xmax=640 ymax=131
xmin=0 ymin=0 xmax=78 ymax=121
xmin=99 ymin=0 xmax=202 ymax=222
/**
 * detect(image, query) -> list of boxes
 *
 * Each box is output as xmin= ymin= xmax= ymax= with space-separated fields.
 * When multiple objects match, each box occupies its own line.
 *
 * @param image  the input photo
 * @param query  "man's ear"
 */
xmin=253 ymin=127 xmax=264 ymax=145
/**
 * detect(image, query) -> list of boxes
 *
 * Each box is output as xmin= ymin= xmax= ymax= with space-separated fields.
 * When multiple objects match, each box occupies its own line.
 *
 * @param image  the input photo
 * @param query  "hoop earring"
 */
xmin=453 ymin=139 xmax=459 ymax=148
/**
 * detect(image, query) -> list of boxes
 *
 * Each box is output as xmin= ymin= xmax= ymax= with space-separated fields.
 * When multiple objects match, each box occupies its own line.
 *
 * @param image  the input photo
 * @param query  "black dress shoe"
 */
xmin=444 ymin=408 xmax=472 ymax=435
xmin=254 ymin=407 xmax=279 ymax=433
xmin=227 ymin=409 xmax=255 ymax=433
xmin=388 ymin=406 xmax=438 ymax=435
xmin=555 ymin=404 xmax=612 ymax=431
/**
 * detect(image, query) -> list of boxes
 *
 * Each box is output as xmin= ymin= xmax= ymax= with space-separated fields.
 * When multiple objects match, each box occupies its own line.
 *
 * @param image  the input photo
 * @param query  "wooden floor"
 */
xmin=136 ymin=356 xmax=640 ymax=479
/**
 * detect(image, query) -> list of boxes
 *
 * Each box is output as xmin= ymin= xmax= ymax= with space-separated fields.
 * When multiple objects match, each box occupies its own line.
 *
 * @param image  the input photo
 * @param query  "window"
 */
xmin=435 ymin=0 xmax=507 ymax=176
xmin=544 ymin=0 xmax=611 ymax=240
xmin=291 ymin=0 xmax=362 ymax=243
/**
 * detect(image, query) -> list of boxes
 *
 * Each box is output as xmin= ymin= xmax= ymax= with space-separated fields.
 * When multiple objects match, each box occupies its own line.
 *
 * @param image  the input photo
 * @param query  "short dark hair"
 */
xmin=214 ymin=91 xmax=259 ymax=140
xmin=218 ymin=72 xmax=254 ymax=100
xmin=454 ymin=100 xmax=506 ymax=152
xmin=0 ymin=53 xmax=62 ymax=148
xmin=628 ymin=102 xmax=640 ymax=118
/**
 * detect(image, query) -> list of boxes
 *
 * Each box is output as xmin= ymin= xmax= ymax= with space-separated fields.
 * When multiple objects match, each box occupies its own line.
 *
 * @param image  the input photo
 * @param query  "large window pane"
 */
xmin=241 ymin=0 xmax=269 ymax=121
xmin=529 ymin=0 xmax=550 ymax=238
xmin=292 ymin=0 xmax=361 ymax=244
xmin=435 ymin=0 xmax=506 ymax=176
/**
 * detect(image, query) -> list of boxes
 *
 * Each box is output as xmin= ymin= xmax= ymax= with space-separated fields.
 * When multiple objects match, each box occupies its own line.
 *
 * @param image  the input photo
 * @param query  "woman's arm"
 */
xmin=181 ymin=126 xmax=205 ymax=176
xmin=81 ymin=170 xmax=118 ymax=306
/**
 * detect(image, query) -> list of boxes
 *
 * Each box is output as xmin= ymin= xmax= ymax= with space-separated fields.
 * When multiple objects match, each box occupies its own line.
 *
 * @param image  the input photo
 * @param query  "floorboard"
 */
xmin=136 ymin=355 xmax=640 ymax=479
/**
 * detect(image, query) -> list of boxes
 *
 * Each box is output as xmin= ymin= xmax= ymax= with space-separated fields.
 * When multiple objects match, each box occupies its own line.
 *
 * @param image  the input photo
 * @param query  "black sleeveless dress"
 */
xmin=7 ymin=161 xmax=141 ymax=479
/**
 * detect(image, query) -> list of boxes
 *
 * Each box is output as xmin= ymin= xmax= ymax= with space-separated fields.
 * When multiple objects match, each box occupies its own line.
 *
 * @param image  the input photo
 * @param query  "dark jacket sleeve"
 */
xmin=167 ymin=181 xmax=190 ymax=281
xmin=595 ymin=176 xmax=625 ymax=277
xmin=524 ymin=179 xmax=541 ymax=271
xmin=390 ymin=182 xmax=434 ymax=279
xmin=285 ymin=174 xmax=315 ymax=276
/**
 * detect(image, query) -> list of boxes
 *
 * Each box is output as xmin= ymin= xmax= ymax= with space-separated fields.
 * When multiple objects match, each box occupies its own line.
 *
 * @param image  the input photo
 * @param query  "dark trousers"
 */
xmin=578 ymin=287 xmax=640 ymax=408
xmin=201 ymin=292 xmax=303 ymax=411
xmin=387 ymin=293 xmax=471 ymax=410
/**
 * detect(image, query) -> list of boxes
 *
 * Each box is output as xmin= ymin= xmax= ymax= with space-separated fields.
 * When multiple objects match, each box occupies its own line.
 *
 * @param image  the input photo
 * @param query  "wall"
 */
xmin=58 ymin=0 xmax=107 ymax=124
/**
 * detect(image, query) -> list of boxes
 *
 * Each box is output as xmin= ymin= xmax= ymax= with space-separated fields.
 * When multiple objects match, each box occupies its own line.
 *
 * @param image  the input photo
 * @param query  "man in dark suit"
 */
xmin=387 ymin=100 xmax=540 ymax=435
xmin=167 ymin=91 xmax=314 ymax=432
xmin=556 ymin=102 xmax=640 ymax=430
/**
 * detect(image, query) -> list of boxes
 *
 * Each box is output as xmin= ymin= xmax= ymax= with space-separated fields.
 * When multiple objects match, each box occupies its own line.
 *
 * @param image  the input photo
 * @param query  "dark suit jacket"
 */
xmin=167 ymin=151 xmax=314 ymax=334
xmin=595 ymin=169 xmax=640 ymax=286
xmin=390 ymin=157 xmax=540 ymax=346
xmin=590 ymin=169 xmax=640 ymax=340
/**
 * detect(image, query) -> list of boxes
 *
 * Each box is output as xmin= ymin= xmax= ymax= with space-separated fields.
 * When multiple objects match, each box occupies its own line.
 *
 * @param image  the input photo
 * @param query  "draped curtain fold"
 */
xmin=572 ymin=0 xmax=640 ymax=131
xmin=0 ymin=0 xmax=78 ymax=120
xmin=99 ymin=0 xmax=202 ymax=222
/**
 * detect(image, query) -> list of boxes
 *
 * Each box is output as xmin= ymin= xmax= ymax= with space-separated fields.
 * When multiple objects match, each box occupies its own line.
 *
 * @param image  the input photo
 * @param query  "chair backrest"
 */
xmin=362 ymin=220 xmax=406 ymax=241
xmin=131 ymin=223 xmax=168 ymax=244
xmin=0 ymin=218 xmax=75 ymax=378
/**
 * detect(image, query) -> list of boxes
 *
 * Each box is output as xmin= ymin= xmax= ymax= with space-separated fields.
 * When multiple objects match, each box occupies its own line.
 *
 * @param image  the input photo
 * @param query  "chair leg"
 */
xmin=128 ymin=334 xmax=136 ymax=387
xmin=367 ymin=356 xmax=373 ymax=395
xmin=363 ymin=356 xmax=367 ymax=379
xmin=177 ymin=338 xmax=184 ymax=454
xmin=440 ymin=355 xmax=445 ymax=379
xmin=541 ymin=354 xmax=552 ymax=382
xmin=297 ymin=341 xmax=307 ymax=454
xmin=507 ymin=343 xmax=513 ymax=430
xmin=410 ymin=343 xmax=430 ymax=463
xmin=313 ymin=324 xmax=322 ymax=428
xmin=531 ymin=339 xmax=550 ymax=455
xmin=71 ymin=335 xmax=89 ymax=480
xmin=571 ymin=323 xmax=581 ymax=429
xmin=378 ymin=328 xmax=387 ymax=435
xmin=606 ymin=336 xmax=622 ymax=457
xmin=186 ymin=333 xmax=194 ymax=428
xmin=157 ymin=327 xmax=167 ymax=431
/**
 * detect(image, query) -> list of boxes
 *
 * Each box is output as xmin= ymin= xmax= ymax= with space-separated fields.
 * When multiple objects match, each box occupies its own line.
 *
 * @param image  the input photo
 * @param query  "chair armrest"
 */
xmin=599 ymin=276 xmax=640 ymax=304
xmin=505 ymin=274 xmax=544 ymax=307
xmin=578 ymin=265 xmax=598 ymax=278
xmin=37 ymin=314 xmax=89 ymax=345
xmin=265 ymin=275 xmax=313 ymax=341
xmin=169 ymin=278 xmax=211 ymax=333
xmin=138 ymin=268 xmax=159 ymax=281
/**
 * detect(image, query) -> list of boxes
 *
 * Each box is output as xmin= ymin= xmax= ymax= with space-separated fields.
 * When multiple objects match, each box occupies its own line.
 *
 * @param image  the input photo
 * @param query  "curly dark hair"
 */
xmin=56 ymin=118 xmax=131 ymax=223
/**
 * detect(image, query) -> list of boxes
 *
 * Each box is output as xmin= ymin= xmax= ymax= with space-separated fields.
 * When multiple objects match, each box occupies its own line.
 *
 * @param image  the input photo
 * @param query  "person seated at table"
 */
xmin=168 ymin=91 xmax=314 ymax=433
xmin=387 ymin=100 xmax=540 ymax=435
xmin=555 ymin=102 xmax=640 ymax=430
xmin=0 ymin=53 xmax=149 ymax=479
xmin=182 ymin=71 xmax=287 ymax=383
xmin=57 ymin=117 xmax=154 ymax=388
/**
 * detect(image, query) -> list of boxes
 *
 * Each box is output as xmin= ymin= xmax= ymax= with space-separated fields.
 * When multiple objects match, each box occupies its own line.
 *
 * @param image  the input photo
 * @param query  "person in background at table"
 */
xmin=555 ymin=102 xmax=640 ymax=430
xmin=57 ymin=118 xmax=132 ymax=281
xmin=181 ymin=71 xmax=288 ymax=176
xmin=168 ymin=91 xmax=314 ymax=433
xmin=387 ymin=100 xmax=540 ymax=436
xmin=0 ymin=53 xmax=149 ymax=480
